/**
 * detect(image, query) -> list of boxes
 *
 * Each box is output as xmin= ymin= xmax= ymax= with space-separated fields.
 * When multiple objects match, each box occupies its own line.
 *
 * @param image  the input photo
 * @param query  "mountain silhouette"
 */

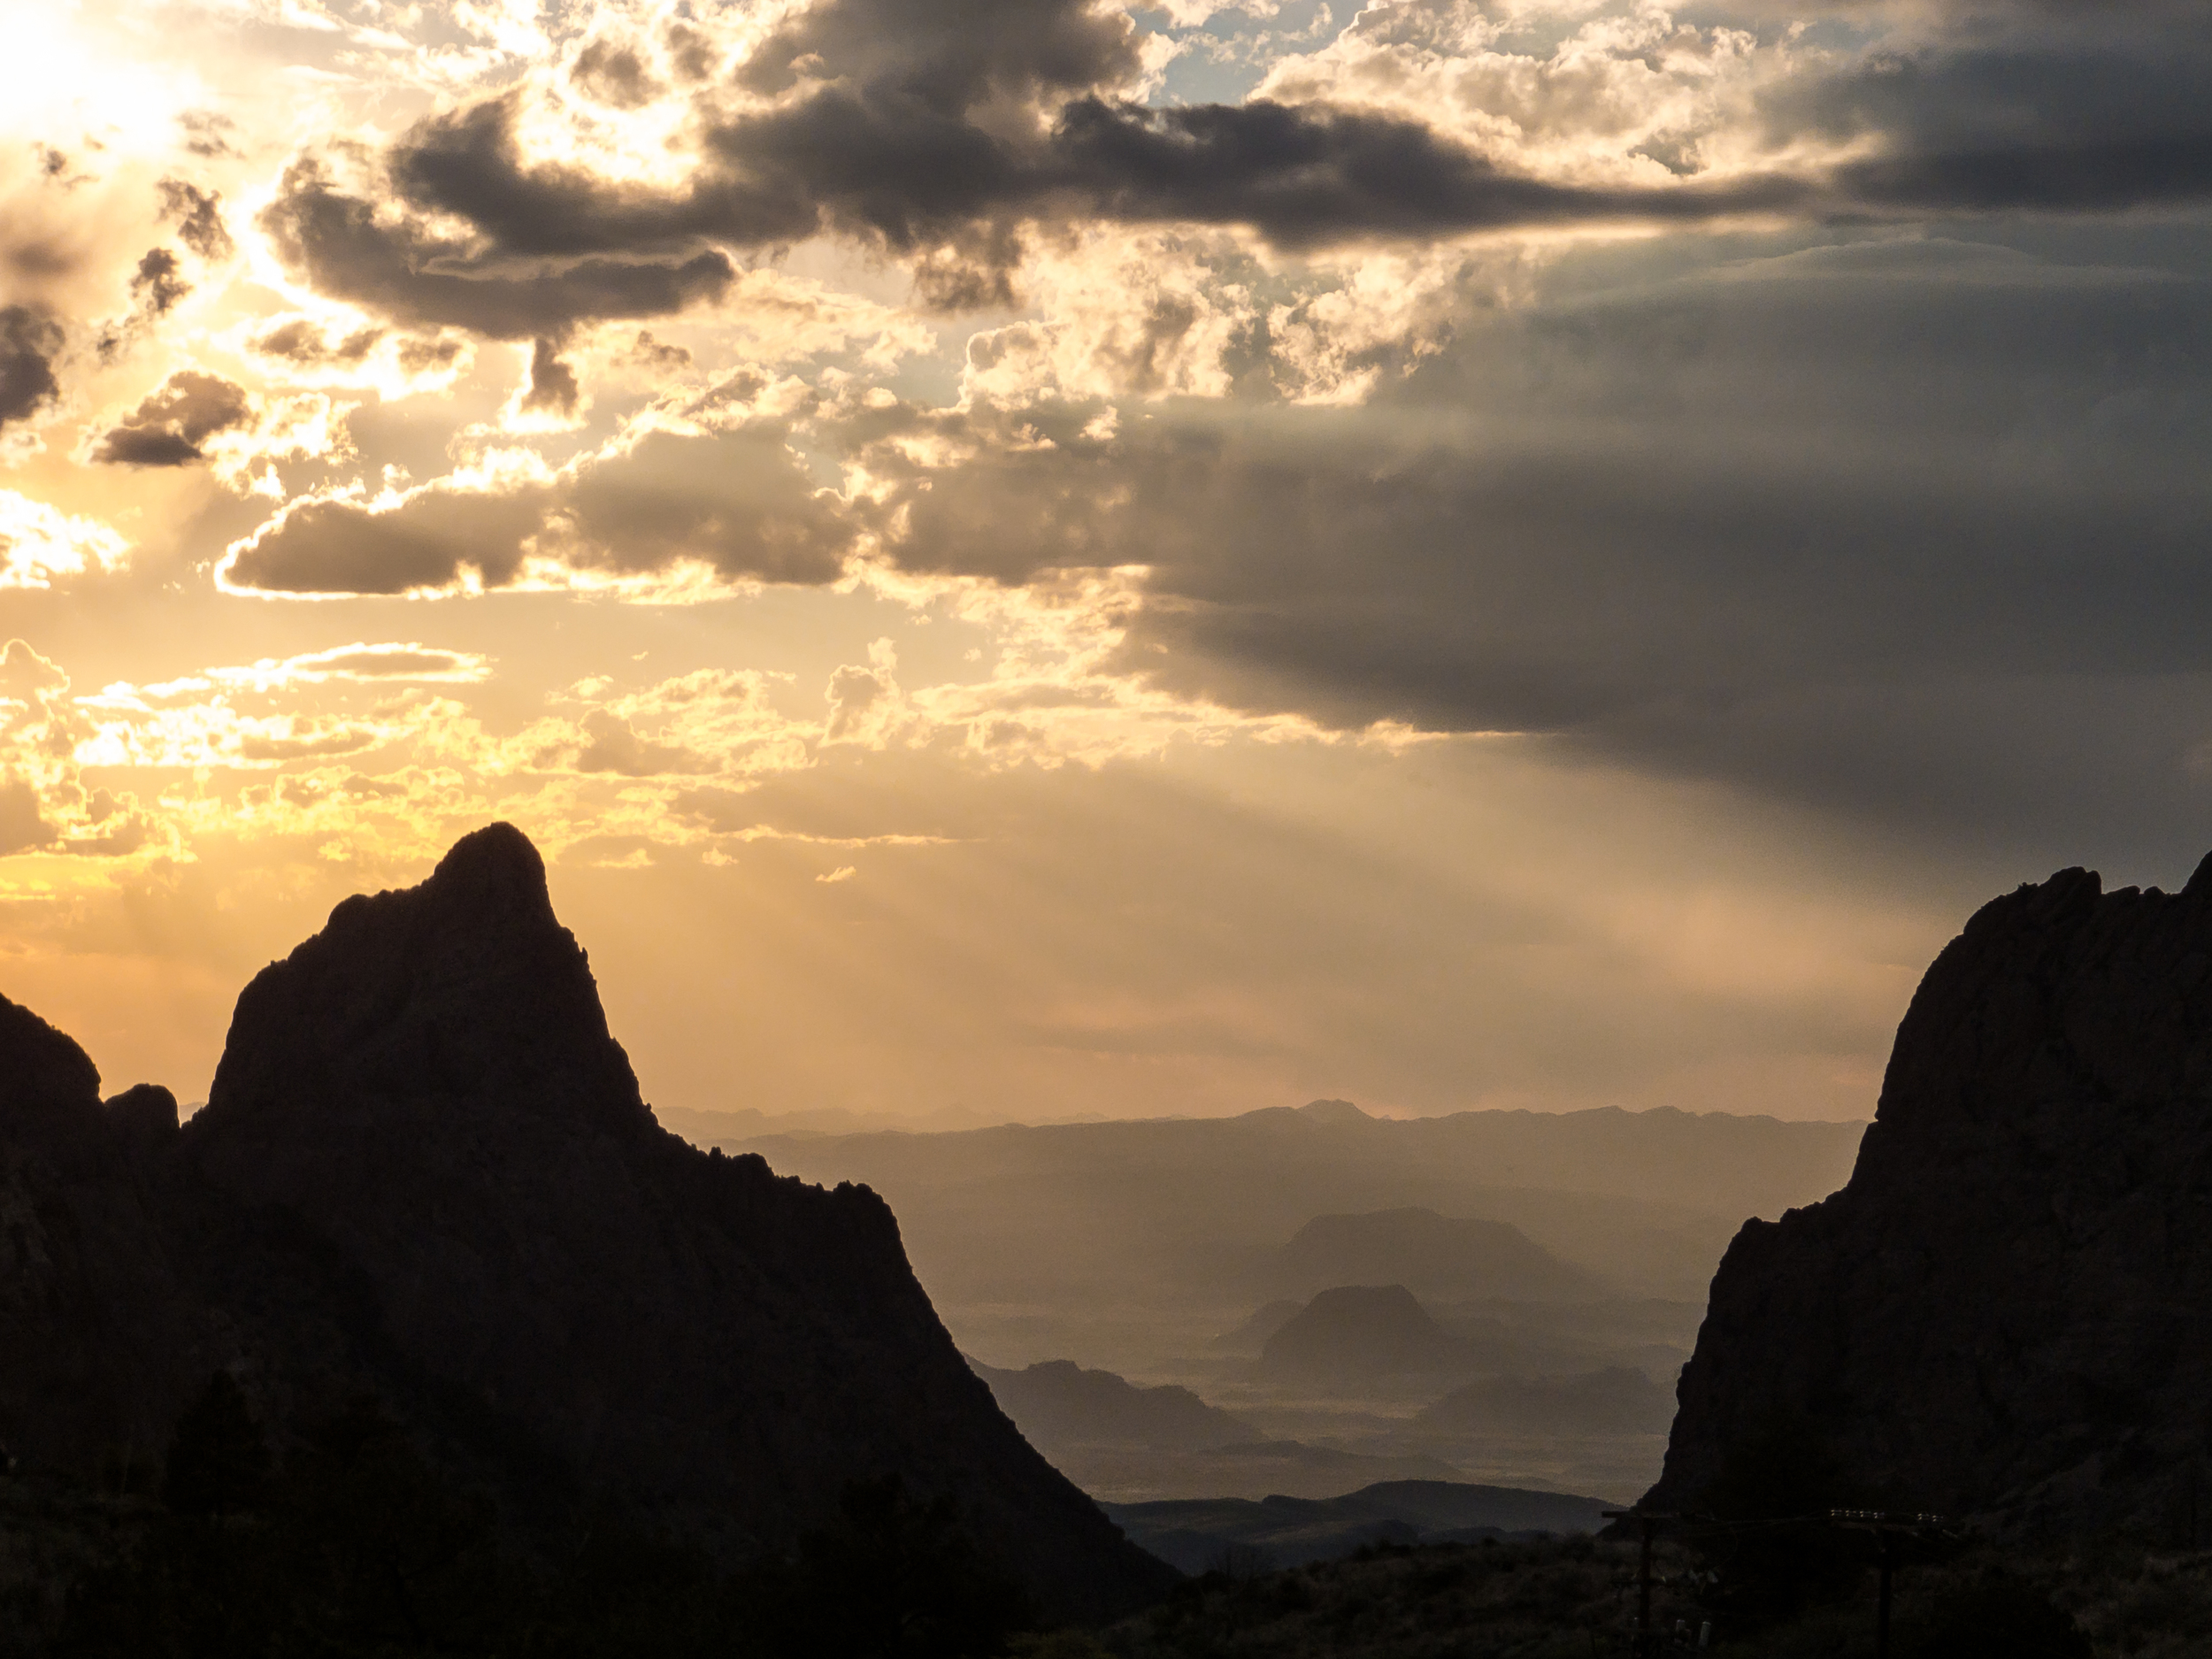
xmin=0 ymin=824 xmax=1170 ymax=1618
xmin=968 ymin=1358 xmax=1255 ymax=1451
xmin=1648 ymin=856 xmax=2212 ymax=1532
xmin=1259 ymin=1284 xmax=1486 ymax=1381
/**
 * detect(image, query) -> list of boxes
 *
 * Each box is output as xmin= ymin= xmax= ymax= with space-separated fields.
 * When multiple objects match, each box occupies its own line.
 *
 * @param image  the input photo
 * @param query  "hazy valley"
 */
xmin=666 ymin=1099 xmax=1862 ymax=1506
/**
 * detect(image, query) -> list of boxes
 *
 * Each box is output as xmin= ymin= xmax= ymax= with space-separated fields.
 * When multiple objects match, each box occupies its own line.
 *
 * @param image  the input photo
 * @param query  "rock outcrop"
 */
xmin=1647 ymin=859 xmax=2212 ymax=1532
xmin=0 ymin=824 xmax=1171 ymax=1618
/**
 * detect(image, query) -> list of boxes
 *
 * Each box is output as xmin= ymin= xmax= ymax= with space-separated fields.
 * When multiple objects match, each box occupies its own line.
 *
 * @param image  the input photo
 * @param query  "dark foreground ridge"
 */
xmin=0 ymin=823 xmax=1171 ymax=1621
xmin=1649 ymin=855 xmax=2212 ymax=1533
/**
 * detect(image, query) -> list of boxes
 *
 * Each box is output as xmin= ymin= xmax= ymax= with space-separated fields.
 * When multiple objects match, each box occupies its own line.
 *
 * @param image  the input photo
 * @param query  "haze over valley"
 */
xmin=674 ymin=1098 xmax=1861 ymax=1502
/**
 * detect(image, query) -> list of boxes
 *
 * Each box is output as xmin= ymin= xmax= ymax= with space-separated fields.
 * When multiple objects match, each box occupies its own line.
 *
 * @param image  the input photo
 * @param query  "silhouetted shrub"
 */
xmin=749 ymin=1474 xmax=1036 ymax=1659
xmin=1899 ymin=1575 xmax=2091 ymax=1659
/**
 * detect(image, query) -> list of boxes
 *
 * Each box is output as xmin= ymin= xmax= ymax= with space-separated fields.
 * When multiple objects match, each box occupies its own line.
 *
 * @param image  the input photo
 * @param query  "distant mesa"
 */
xmin=0 ymin=822 xmax=1170 ymax=1619
xmin=1270 ymin=1207 xmax=1609 ymax=1304
xmin=970 ymin=1357 xmax=1256 ymax=1452
xmin=1418 ymin=1366 xmax=1676 ymax=1438
xmin=1259 ymin=1284 xmax=1487 ymax=1381
xmin=1649 ymin=856 xmax=2212 ymax=1535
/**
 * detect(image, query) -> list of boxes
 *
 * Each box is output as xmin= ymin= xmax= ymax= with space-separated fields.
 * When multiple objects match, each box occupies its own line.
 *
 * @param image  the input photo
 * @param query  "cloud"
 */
xmin=91 ymin=371 xmax=253 ymax=466
xmin=1772 ymin=35 xmax=2212 ymax=216
xmin=219 ymin=417 xmax=853 ymax=596
xmin=252 ymin=317 xmax=383 ymax=365
xmin=519 ymin=337 xmax=581 ymax=417
xmin=0 ymin=777 xmax=56 ymax=856
xmin=0 ymin=493 xmax=128 ymax=588
xmin=0 ymin=638 xmax=68 ymax=701
xmin=0 ymin=306 xmax=62 ymax=427
xmin=572 ymin=38 xmax=662 ymax=110
xmin=204 ymin=643 xmax=493 ymax=687
xmin=257 ymin=155 xmax=738 ymax=339
xmin=572 ymin=708 xmax=717 ymax=775
xmin=244 ymin=0 xmax=2212 ymax=339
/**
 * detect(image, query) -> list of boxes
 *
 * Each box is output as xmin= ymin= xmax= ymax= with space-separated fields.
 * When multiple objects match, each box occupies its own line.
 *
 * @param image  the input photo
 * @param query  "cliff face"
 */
xmin=0 ymin=1002 xmax=192 ymax=1472
xmin=1648 ymin=859 xmax=2212 ymax=1531
xmin=0 ymin=825 xmax=1171 ymax=1618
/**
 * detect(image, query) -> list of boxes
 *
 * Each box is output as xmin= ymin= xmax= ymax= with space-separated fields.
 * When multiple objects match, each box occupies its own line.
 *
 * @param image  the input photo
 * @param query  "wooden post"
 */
xmin=1603 ymin=1509 xmax=1665 ymax=1658
xmin=1637 ymin=1516 xmax=1655 ymax=1659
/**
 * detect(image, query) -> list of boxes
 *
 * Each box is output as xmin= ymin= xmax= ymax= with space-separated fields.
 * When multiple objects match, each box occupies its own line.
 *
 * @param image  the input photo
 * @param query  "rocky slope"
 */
xmin=0 ymin=824 xmax=1171 ymax=1618
xmin=1648 ymin=859 xmax=2212 ymax=1532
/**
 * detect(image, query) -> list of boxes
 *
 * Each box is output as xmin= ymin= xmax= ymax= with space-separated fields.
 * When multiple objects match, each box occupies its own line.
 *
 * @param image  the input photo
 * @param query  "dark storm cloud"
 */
xmin=221 ymin=420 xmax=853 ymax=595
xmin=374 ymin=71 xmax=1808 ymax=311
xmin=212 ymin=218 xmax=2212 ymax=856
xmin=1776 ymin=39 xmax=2212 ymax=216
xmin=0 ymin=305 xmax=62 ymax=427
xmin=256 ymin=157 xmax=735 ymax=339
xmin=826 ymin=229 xmax=2212 ymax=852
xmin=92 ymin=370 xmax=250 ymax=465
xmin=253 ymin=0 xmax=2212 ymax=334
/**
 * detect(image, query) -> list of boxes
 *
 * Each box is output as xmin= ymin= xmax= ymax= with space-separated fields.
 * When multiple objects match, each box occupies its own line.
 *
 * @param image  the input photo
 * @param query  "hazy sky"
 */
xmin=1 ymin=0 xmax=2207 ymax=1124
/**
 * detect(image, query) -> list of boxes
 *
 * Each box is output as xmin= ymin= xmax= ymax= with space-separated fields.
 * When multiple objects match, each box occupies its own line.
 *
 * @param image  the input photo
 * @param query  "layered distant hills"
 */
xmin=0 ymin=826 xmax=1168 ymax=1619
xmin=676 ymin=1083 xmax=1863 ymax=1411
xmin=971 ymin=1359 xmax=1256 ymax=1452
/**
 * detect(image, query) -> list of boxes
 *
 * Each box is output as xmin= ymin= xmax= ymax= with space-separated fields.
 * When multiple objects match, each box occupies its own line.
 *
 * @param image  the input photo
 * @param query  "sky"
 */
xmin=0 ymin=0 xmax=2207 ymax=1126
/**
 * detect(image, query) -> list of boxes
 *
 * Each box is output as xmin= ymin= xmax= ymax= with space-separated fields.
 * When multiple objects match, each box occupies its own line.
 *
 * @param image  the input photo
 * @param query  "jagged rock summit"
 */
xmin=1647 ymin=856 xmax=2212 ymax=1532
xmin=0 ymin=823 xmax=1171 ymax=1618
xmin=204 ymin=821 xmax=646 ymax=1141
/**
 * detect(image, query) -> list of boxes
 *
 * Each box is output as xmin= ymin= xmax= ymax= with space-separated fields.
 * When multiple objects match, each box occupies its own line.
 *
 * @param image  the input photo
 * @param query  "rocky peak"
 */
xmin=199 ymin=820 xmax=644 ymax=1141
xmin=82 ymin=822 xmax=1171 ymax=1619
xmin=0 ymin=993 xmax=101 ymax=1128
xmin=1647 ymin=857 xmax=2212 ymax=1532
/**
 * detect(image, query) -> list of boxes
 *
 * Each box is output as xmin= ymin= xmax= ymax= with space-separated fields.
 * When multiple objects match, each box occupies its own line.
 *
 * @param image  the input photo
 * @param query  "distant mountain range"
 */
xmin=1103 ymin=1479 xmax=1614 ymax=1575
xmin=679 ymin=1093 xmax=1864 ymax=1363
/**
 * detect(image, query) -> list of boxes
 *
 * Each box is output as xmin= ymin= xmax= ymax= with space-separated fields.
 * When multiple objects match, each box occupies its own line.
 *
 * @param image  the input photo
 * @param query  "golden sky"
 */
xmin=2 ymin=0 xmax=2207 ymax=1123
